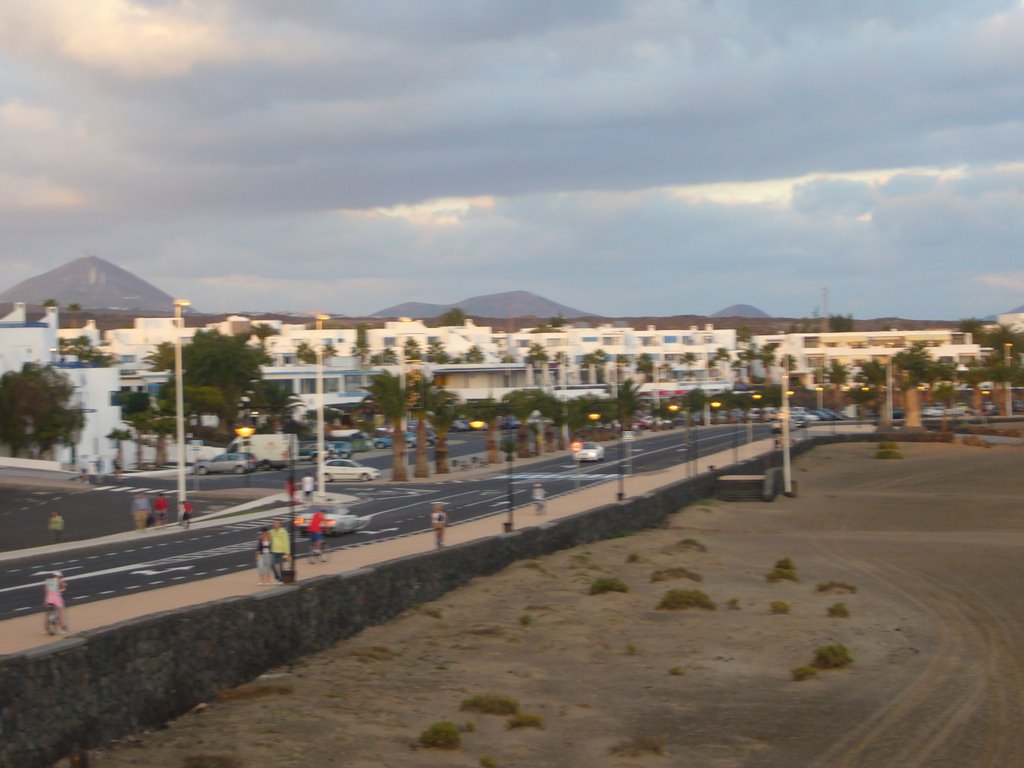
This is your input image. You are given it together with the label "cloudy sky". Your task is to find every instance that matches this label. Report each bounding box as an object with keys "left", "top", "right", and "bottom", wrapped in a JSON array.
[{"left": 1, "top": 1, "right": 1023, "bottom": 320}]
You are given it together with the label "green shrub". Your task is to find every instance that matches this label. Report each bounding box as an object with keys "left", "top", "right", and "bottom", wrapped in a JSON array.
[
  {"left": 657, "top": 589, "right": 716, "bottom": 610},
  {"left": 770, "top": 601, "right": 790, "bottom": 614},
  {"left": 625, "top": 643, "right": 639, "bottom": 655},
  {"left": 813, "top": 644, "right": 853, "bottom": 669},
  {"left": 650, "top": 567, "right": 702, "bottom": 583},
  {"left": 875, "top": 449, "right": 903, "bottom": 460},
  {"left": 816, "top": 581, "right": 858, "bottom": 594},
  {"left": 609, "top": 737, "right": 666, "bottom": 756},
  {"left": 791, "top": 666, "right": 818, "bottom": 682},
  {"left": 460, "top": 694, "right": 520, "bottom": 716},
  {"left": 590, "top": 577, "right": 629, "bottom": 595},
  {"left": 419, "top": 721, "right": 461, "bottom": 749},
  {"left": 463, "top": 721, "right": 476, "bottom": 732},
  {"left": 828, "top": 603, "right": 850, "bottom": 618},
  {"left": 480, "top": 758, "right": 497, "bottom": 768},
  {"left": 507, "top": 712, "right": 545, "bottom": 729},
  {"left": 766, "top": 567, "right": 799, "bottom": 583},
  {"left": 726, "top": 597, "right": 741, "bottom": 610},
  {"left": 679, "top": 537, "right": 708, "bottom": 552},
  {"left": 519, "top": 614, "right": 533, "bottom": 627},
  {"left": 183, "top": 757, "right": 244, "bottom": 768},
  {"left": 626, "top": 552, "right": 642, "bottom": 563},
  {"left": 878, "top": 441, "right": 899, "bottom": 450},
  {"left": 668, "top": 666, "right": 684, "bottom": 676},
  {"left": 775, "top": 557, "right": 795, "bottom": 570}
]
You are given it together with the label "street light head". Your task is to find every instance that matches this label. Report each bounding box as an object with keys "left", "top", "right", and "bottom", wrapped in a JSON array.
[
  {"left": 587, "top": 411, "right": 601, "bottom": 421},
  {"left": 173, "top": 298, "right": 191, "bottom": 308},
  {"left": 752, "top": 393, "right": 762, "bottom": 401},
  {"left": 710, "top": 401, "right": 721, "bottom": 408},
  {"left": 235, "top": 426, "right": 255, "bottom": 438}
]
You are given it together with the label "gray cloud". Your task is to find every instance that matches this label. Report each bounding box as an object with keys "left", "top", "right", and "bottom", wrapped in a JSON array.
[{"left": 0, "top": 0, "right": 1023, "bottom": 320}]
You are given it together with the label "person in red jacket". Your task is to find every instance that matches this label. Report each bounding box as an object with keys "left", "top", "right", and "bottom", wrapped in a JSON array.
[
  {"left": 153, "top": 493, "right": 169, "bottom": 526},
  {"left": 308, "top": 508, "right": 325, "bottom": 561}
]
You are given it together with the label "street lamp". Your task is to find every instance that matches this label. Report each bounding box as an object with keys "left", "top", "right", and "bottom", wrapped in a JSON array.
[
  {"left": 315, "top": 314, "right": 329, "bottom": 500},
  {"left": 667, "top": 403, "right": 689, "bottom": 476},
  {"left": 173, "top": 298, "right": 190, "bottom": 521},
  {"left": 501, "top": 439, "right": 516, "bottom": 533},
  {"left": 1004, "top": 343, "right": 1013, "bottom": 417},
  {"left": 781, "top": 349, "right": 793, "bottom": 496},
  {"left": 234, "top": 423, "right": 254, "bottom": 487},
  {"left": 570, "top": 438, "right": 583, "bottom": 489}
]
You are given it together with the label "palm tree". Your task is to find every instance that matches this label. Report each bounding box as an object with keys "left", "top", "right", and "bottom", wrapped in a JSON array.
[
  {"left": 681, "top": 352, "right": 697, "bottom": 381},
  {"left": 711, "top": 347, "right": 731, "bottom": 382},
  {"left": 403, "top": 337, "right": 422, "bottom": 362},
  {"left": 615, "top": 378, "right": 644, "bottom": 430},
  {"left": 426, "top": 340, "right": 450, "bottom": 363},
  {"left": 350, "top": 324, "right": 371, "bottom": 368},
  {"left": 144, "top": 341, "right": 176, "bottom": 371},
  {"left": 526, "top": 342, "right": 548, "bottom": 387},
  {"left": 758, "top": 344, "right": 778, "bottom": 384},
  {"left": 464, "top": 345, "right": 485, "bottom": 364},
  {"left": 502, "top": 389, "right": 545, "bottom": 458},
  {"left": 125, "top": 411, "right": 153, "bottom": 470},
  {"left": 893, "top": 342, "right": 934, "bottom": 429},
  {"left": 253, "top": 381, "right": 303, "bottom": 432},
  {"left": 826, "top": 360, "right": 850, "bottom": 411},
  {"left": 362, "top": 372, "right": 409, "bottom": 482},
  {"left": 106, "top": 427, "right": 132, "bottom": 474},
  {"left": 428, "top": 394, "right": 458, "bottom": 474},
  {"left": 66, "top": 303, "right": 81, "bottom": 329},
  {"left": 635, "top": 353, "right": 654, "bottom": 380},
  {"left": 857, "top": 360, "right": 888, "bottom": 427},
  {"left": 371, "top": 347, "right": 399, "bottom": 366},
  {"left": 251, "top": 323, "right": 278, "bottom": 350},
  {"left": 295, "top": 341, "right": 317, "bottom": 365}
]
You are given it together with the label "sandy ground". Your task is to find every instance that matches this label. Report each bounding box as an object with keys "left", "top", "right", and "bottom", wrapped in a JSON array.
[{"left": 76, "top": 442, "right": 1024, "bottom": 767}]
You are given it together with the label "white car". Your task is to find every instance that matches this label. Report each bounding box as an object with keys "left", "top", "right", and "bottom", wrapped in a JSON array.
[
  {"left": 573, "top": 442, "right": 606, "bottom": 462},
  {"left": 321, "top": 459, "right": 381, "bottom": 482},
  {"left": 922, "top": 405, "right": 944, "bottom": 417},
  {"left": 293, "top": 505, "right": 369, "bottom": 536}
]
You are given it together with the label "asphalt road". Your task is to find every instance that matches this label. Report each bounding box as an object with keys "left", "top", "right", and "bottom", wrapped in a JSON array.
[{"left": 0, "top": 424, "right": 774, "bottom": 622}]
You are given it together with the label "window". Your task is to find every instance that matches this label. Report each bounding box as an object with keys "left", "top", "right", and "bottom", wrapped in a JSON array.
[{"left": 300, "top": 378, "right": 317, "bottom": 394}]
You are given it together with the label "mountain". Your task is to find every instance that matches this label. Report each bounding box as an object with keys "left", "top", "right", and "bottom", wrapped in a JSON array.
[
  {"left": 711, "top": 303, "right": 771, "bottom": 318},
  {"left": 373, "top": 290, "right": 593, "bottom": 319},
  {"left": 0, "top": 256, "right": 175, "bottom": 311}
]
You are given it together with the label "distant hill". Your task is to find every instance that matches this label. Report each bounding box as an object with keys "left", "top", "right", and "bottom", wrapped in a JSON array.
[
  {"left": 0, "top": 256, "right": 174, "bottom": 312},
  {"left": 711, "top": 304, "right": 770, "bottom": 319},
  {"left": 374, "top": 290, "right": 593, "bottom": 319}
]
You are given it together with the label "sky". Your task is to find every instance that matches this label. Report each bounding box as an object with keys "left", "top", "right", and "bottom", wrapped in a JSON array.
[{"left": 1, "top": 1, "right": 1024, "bottom": 321}]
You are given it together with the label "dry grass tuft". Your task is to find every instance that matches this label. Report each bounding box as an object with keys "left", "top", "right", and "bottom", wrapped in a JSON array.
[
  {"left": 650, "top": 566, "right": 702, "bottom": 583},
  {"left": 657, "top": 589, "right": 716, "bottom": 611},
  {"left": 507, "top": 712, "right": 545, "bottom": 729},
  {"left": 816, "top": 581, "right": 858, "bottom": 594},
  {"left": 183, "top": 756, "right": 245, "bottom": 768},
  {"left": 609, "top": 736, "right": 665, "bottom": 756},
  {"left": 350, "top": 646, "right": 398, "bottom": 662},
  {"left": 460, "top": 694, "right": 520, "bottom": 716}
]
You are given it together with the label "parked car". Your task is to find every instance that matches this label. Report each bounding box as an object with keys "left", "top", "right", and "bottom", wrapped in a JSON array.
[
  {"left": 922, "top": 404, "right": 945, "bottom": 418},
  {"left": 406, "top": 430, "right": 436, "bottom": 446},
  {"left": 298, "top": 440, "right": 352, "bottom": 460},
  {"left": 498, "top": 416, "right": 521, "bottom": 430},
  {"left": 572, "top": 441, "right": 605, "bottom": 462},
  {"left": 450, "top": 419, "right": 473, "bottom": 432},
  {"left": 293, "top": 504, "right": 368, "bottom": 536},
  {"left": 321, "top": 459, "right": 381, "bottom": 482},
  {"left": 372, "top": 435, "right": 393, "bottom": 449},
  {"left": 194, "top": 452, "right": 256, "bottom": 475}
]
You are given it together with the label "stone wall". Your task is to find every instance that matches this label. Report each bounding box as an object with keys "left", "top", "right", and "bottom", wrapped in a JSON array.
[{"left": 0, "top": 432, "right": 911, "bottom": 767}]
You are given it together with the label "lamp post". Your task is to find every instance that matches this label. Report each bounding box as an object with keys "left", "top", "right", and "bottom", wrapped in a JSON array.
[
  {"left": 570, "top": 438, "right": 583, "bottom": 489},
  {"left": 234, "top": 424, "right": 254, "bottom": 486},
  {"left": 315, "top": 314, "right": 329, "bottom": 500},
  {"left": 667, "top": 403, "right": 688, "bottom": 476},
  {"left": 749, "top": 392, "right": 762, "bottom": 454},
  {"left": 1004, "top": 343, "right": 1013, "bottom": 417},
  {"left": 502, "top": 439, "right": 516, "bottom": 532},
  {"left": 173, "top": 298, "right": 190, "bottom": 521},
  {"left": 286, "top": 440, "right": 297, "bottom": 581},
  {"left": 781, "top": 349, "right": 792, "bottom": 495}
]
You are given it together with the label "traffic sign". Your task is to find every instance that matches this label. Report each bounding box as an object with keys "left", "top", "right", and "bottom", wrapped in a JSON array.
[{"left": 622, "top": 431, "right": 636, "bottom": 442}]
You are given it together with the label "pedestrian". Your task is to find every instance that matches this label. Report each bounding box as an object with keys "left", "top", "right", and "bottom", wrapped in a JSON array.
[
  {"left": 255, "top": 528, "right": 273, "bottom": 585},
  {"left": 269, "top": 519, "right": 290, "bottom": 582},
  {"left": 430, "top": 502, "right": 447, "bottom": 548},
  {"left": 113, "top": 456, "right": 123, "bottom": 479},
  {"left": 307, "top": 507, "right": 325, "bottom": 561},
  {"left": 78, "top": 464, "right": 88, "bottom": 483},
  {"left": 302, "top": 472, "right": 315, "bottom": 503},
  {"left": 48, "top": 510, "right": 65, "bottom": 544},
  {"left": 153, "top": 493, "right": 169, "bottom": 526},
  {"left": 532, "top": 482, "right": 546, "bottom": 515},
  {"left": 43, "top": 571, "right": 68, "bottom": 634},
  {"left": 96, "top": 457, "right": 105, "bottom": 484},
  {"left": 180, "top": 499, "right": 193, "bottom": 529},
  {"left": 130, "top": 492, "right": 151, "bottom": 532}
]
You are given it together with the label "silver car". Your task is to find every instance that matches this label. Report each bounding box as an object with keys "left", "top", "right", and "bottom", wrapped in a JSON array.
[
  {"left": 194, "top": 452, "right": 256, "bottom": 475},
  {"left": 573, "top": 441, "right": 606, "bottom": 462}
]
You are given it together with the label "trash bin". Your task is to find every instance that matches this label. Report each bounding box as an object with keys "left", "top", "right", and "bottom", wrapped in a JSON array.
[
  {"left": 502, "top": 522, "right": 513, "bottom": 533},
  {"left": 281, "top": 569, "right": 296, "bottom": 584}
]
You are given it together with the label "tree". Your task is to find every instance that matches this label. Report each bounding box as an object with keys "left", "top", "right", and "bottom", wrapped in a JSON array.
[
  {"left": 464, "top": 345, "right": 485, "bottom": 364},
  {"left": 403, "top": 337, "right": 422, "bottom": 362},
  {"left": 351, "top": 323, "right": 371, "bottom": 368},
  {"left": 502, "top": 389, "right": 546, "bottom": 457},
  {"left": 183, "top": 330, "right": 266, "bottom": 434},
  {"left": 615, "top": 378, "right": 644, "bottom": 430},
  {"left": 106, "top": 427, "right": 132, "bottom": 472},
  {"left": 828, "top": 314, "right": 855, "bottom": 332},
  {"left": 437, "top": 307, "right": 466, "bottom": 326},
  {"left": 636, "top": 353, "right": 654, "bottom": 378},
  {"left": 252, "top": 381, "right": 303, "bottom": 432},
  {"left": 66, "top": 303, "right": 82, "bottom": 328},
  {"left": 0, "top": 363, "right": 83, "bottom": 459},
  {"left": 295, "top": 341, "right": 317, "bottom": 365},
  {"left": 893, "top": 343, "right": 934, "bottom": 429},
  {"left": 526, "top": 342, "right": 549, "bottom": 386},
  {"left": 144, "top": 341, "right": 175, "bottom": 371},
  {"left": 371, "top": 347, "right": 399, "bottom": 366},
  {"left": 758, "top": 344, "right": 778, "bottom": 383},
  {"left": 825, "top": 360, "right": 850, "bottom": 411},
  {"left": 362, "top": 371, "right": 409, "bottom": 482},
  {"left": 59, "top": 336, "right": 114, "bottom": 366},
  {"left": 857, "top": 360, "right": 888, "bottom": 426},
  {"left": 426, "top": 340, "right": 450, "bottom": 363},
  {"left": 251, "top": 323, "right": 278, "bottom": 349}
]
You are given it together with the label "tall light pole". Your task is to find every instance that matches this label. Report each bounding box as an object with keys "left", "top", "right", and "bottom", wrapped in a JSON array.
[
  {"left": 315, "top": 314, "right": 329, "bottom": 500},
  {"left": 781, "top": 345, "right": 792, "bottom": 495},
  {"left": 173, "top": 298, "right": 190, "bottom": 520},
  {"left": 1004, "top": 343, "right": 1013, "bottom": 417}
]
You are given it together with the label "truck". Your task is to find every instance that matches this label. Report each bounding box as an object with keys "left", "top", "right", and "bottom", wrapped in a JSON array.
[{"left": 224, "top": 433, "right": 299, "bottom": 470}]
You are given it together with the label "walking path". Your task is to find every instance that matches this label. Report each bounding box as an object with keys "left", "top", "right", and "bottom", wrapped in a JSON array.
[{"left": 0, "top": 426, "right": 868, "bottom": 656}]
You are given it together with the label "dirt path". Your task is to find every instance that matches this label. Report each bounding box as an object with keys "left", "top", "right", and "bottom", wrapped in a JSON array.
[{"left": 80, "top": 442, "right": 1024, "bottom": 767}]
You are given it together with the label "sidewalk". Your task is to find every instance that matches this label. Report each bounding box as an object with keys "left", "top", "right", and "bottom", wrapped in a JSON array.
[{"left": 0, "top": 427, "right": 815, "bottom": 656}]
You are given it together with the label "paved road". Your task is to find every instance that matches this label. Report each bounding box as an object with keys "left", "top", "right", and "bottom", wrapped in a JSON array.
[{"left": 0, "top": 424, "right": 782, "bottom": 622}]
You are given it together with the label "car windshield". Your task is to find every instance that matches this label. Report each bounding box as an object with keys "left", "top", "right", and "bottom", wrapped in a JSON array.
[{"left": 582, "top": 443, "right": 598, "bottom": 449}]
